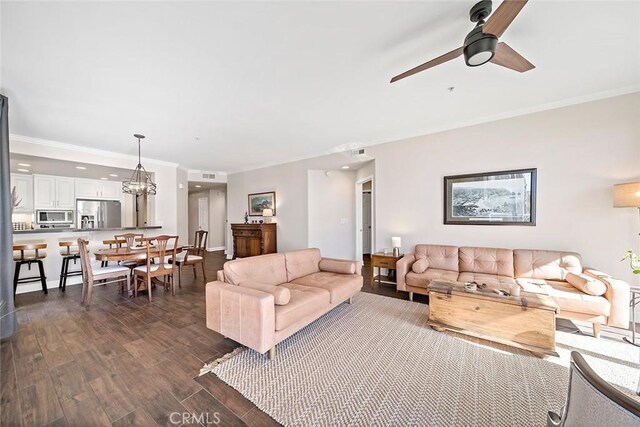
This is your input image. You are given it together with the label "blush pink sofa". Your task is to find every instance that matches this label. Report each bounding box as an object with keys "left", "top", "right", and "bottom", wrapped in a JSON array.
[
  {"left": 205, "top": 248, "right": 362, "bottom": 359},
  {"left": 396, "top": 245, "right": 630, "bottom": 336}
]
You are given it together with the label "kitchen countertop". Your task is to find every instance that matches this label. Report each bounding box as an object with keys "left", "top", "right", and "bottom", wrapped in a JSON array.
[{"left": 13, "top": 226, "right": 162, "bottom": 234}]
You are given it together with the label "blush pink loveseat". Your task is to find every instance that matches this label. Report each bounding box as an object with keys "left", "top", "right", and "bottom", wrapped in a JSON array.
[
  {"left": 396, "top": 245, "right": 630, "bottom": 336},
  {"left": 206, "top": 248, "right": 362, "bottom": 359}
]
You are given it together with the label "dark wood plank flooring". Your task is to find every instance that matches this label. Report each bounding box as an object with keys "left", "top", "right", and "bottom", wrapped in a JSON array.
[{"left": 2, "top": 253, "right": 634, "bottom": 426}]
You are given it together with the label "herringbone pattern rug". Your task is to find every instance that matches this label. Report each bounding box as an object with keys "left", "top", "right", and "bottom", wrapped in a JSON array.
[{"left": 210, "top": 293, "right": 639, "bottom": 427}]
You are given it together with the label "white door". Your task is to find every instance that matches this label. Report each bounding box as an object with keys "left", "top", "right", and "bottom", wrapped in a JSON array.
[
  {"left": 55, "top": 178, "right": 75, "bottom": 208},
  {"left": 198, "top": 198, "right": 209, "bottom": 231},
  {"left": 33, "top": 175, "right": 56, "bottom": 208},
  {"left": 362, "top": 192, "right": 372, "bottom": 254},
  {"left": 100, "top": 181, "right": 122, "bottom": 200},
  {"left": 10, "top": 174, "right": 33, "bottom": 212}
]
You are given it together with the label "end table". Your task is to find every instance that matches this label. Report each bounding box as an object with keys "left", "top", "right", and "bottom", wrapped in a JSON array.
[{"left": 371, "top": 252, "right": 403, "bottom": 289}]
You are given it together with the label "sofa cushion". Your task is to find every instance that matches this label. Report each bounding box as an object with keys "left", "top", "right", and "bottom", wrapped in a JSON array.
[
  {"left": 411, "top": 258, "right": 429, "bottom": 274},
  {"left": 414, "top": 245, "right": 459, "bottom": 271},
  {"left": 318, "top": 258, "right": 356, "bottom": 275},
  {"left": 238, "top": 280, "right": 291, "bottom": 305},
  {"left": 545, "top": 281, "right": 611, "bottom": 317},
  {"left": 291, "top": 272, "right": 362, "bottom": 304},
  {"left": 275, "top": 284, "right": 330, "bottom": 331},
  {"left": 223, "top": 253, "right": 287, "bottom": 286},
  {"left": 514, "top": 250, "right": 582, "bottom": 280},
  {"left": 459, "top": 247, "right": 514, "bottom": 277},
  {"left": 406, "top": 269, "right": 459, "bottom": 289},
  {"left": 566, "top": 272, "right": 607, "bottom": 296},
  {"left": 284, "top": 248, "right": 321, "bottom": 282},
  {"left": 457, "top": 272, "right": 516, "bottom": 289}
]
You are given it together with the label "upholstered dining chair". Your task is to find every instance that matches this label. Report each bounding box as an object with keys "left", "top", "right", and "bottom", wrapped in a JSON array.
[
  {"left": 78, "top": 239, "right": 130, "bottom": 306},
  {"left": 547, "top": 351, "right": 640, "bottom": 426},
  {"left": 133, "top": 235, "right": 178, "bottom": 302},
  {"left": 169, "top": 230, "right": 208, "bottom": 288}
]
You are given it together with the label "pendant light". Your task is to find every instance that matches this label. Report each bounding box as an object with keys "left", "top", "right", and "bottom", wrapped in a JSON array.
[{"left": 122, "top": 134, "right": 157, "bottom": 195}]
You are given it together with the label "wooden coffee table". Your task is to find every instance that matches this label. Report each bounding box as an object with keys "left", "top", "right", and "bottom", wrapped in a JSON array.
[{"left": 427, "top": 280, "right": 559, "bottom": 356}]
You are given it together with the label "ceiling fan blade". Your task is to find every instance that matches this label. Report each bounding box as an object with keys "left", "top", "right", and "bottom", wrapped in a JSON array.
[
  {"left": 483, "top": 0, "right": 528, "bottom": 38},
  {"left": 490, "top": 42, "right": 535, "bottom": 72},
  {"left": 390, "top": 47, "right": 464, "bottom": 83}
]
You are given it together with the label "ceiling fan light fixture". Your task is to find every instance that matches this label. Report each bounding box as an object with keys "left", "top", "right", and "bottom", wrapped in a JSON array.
[{"left": 463, "top": 27, "right": 498, "bottom": 67}]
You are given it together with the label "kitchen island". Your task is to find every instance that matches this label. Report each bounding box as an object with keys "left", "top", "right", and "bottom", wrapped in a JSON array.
[{"left": 12, "top": 226, "right": 165, "bottom": 294}]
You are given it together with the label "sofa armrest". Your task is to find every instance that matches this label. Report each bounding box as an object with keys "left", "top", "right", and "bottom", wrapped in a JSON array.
[
  {"left": 216, "top": 270, "right": 225, "bottom": 282},
  {"left": 582, "top": 268, "right": 630, "bottom": 328},
  {"left": 396, "top": 254, "right": 416, "bottom": 292},
  {"left": 205, "top": 281, "right": 276, "bottom": 353},
  {"left": 319, "top": 257, "right": 362, "bottom": 276}
]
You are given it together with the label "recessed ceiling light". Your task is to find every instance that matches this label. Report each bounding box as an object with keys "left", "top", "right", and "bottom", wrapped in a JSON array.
[
  {"left": 109, "top": 174, "right": 118, "bottom": 177},
  {"left": 18, "top": 163, "right": 31, "bottom": 167},
  {"left": 17, "top": 168, "right": 30, "bottom": 173},
  {"left": 341, "top": 165, "right": 350, "bottom": 169},
  {"left": 75, "top": 166, "right": 87, "bottom": 170},
  {"left": 195, "top": 185, "right": 202, "bottom": 188},
  {"left": 100, "top": 177, "right": 108, "bottom": 180}
]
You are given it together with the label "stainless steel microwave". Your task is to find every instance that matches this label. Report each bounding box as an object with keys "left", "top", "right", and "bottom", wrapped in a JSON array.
[{"left": 36, "top": 210, "right": 74, "bottom": 225}]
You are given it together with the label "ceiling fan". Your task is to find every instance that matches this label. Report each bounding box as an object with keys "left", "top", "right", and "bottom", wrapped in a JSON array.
[{"left": 390, "top": 0, "right": 534, "bottom": 83}]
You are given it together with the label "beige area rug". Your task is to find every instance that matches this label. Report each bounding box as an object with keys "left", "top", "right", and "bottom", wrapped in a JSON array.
[{"left": 207, "top": 293, "right": 640, "bottom": 427}]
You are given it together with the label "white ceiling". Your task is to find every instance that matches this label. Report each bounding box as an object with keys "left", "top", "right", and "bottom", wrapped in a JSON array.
[{"left": 2, "top": 1, "right": 639, "bottom": 173}]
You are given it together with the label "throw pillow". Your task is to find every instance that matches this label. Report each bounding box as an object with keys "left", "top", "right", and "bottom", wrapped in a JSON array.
[
  {"left": 412, "top": 257, "right": 429, "bottom": 274},
  {"left": 565, "top": 272, "right": 607, "bottom": 296},
  {"left": 319, "top": 258, "right": 356, "bottom": 275}
]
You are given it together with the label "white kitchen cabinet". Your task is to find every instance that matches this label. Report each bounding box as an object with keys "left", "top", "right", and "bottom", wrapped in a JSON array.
[
  {"left": 34, "top": 175, "right": 77, "bottom": 209},
  {"left": 55, "top": 178, "right": 75, "bottom": 208},
  {"left": 75, "top": 178, "right": 122, "bottom": 200},
  {"left": 33, "top": 175, "right": 57, "bottom": 208},
  {"left": 10, "top": 173, "right": 34, "bottom": 212},
  {"left": 100, "top": 180, "right": 122, "bottom": 200}
]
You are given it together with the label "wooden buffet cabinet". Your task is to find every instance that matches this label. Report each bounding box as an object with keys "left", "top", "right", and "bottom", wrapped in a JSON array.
[{"left": 231, "top": 223, "right": 277, "bottom": 258}]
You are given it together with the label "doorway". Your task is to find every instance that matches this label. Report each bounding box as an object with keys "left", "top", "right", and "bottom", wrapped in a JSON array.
[
  {"left": 198, "top": 197, "right": 209, "bottom": 231},
  {"left": 355, "top": 176, "right": 374, "bottom": 261}
]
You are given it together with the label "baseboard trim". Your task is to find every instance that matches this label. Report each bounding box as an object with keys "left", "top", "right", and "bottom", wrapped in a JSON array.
[
  {"left": 207, "top": 246, "right": 226, "bottom": 252},
  {"left": 15, "top": 277, "right": 83, "bottom": 295}
]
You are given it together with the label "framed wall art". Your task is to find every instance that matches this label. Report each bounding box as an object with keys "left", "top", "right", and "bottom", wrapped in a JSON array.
[
  {"left": 444, "top": 168, "right": 536, "bottom": 226},
  {"left": 248, "top": 192, "right": 276, "bottom": 216}
]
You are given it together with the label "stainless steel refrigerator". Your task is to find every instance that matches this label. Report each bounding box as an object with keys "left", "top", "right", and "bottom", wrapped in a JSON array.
[{"left": 76, "top": 199, "right": 122, "bottom": 229}]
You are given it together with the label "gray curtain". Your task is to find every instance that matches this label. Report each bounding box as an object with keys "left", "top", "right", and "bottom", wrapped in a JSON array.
[{"left": 0, "top": 94, "right": 17, "bottom": 338}]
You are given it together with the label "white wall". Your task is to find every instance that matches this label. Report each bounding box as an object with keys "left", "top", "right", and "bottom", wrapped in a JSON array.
[
  {"left": 176, "top": 167, "right": 189, "bottom": 243},
  {"left": 227, "top": 93, "right": 640, "bottom": 282},
  {"left": 308, "top": 170, "right": 356, "bottom": 259},
  {"left": 366, "top": 93, "right": 640, "bottom": 282}
]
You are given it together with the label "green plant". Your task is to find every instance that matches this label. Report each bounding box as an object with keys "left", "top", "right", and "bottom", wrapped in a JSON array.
[{"left": 621, "top": 249, "right": 640, "bottom": 275}]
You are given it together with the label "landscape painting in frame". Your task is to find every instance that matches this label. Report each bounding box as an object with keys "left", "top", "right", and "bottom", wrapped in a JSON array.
[
  {"left": 248, "top": 192, "right": 276, "bottom": 216},
  {"left": 444, "top": 169, "right": 536, "bottom": 225}
]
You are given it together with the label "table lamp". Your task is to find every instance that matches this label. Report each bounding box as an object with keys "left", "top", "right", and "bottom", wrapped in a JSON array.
[
  {"left": 262, "top": 208, "right": 274, "bottom": 224},
  {"left": 391, "top": 236, "right": 402, "bottom": 257},
  {"left": 613, "top": 182, "right": 640, "bottom": 239}
]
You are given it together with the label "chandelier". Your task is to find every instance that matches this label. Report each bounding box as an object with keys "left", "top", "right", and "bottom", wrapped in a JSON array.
[{"left": 122, "top": 134, "right": 157, "bottom": 195}]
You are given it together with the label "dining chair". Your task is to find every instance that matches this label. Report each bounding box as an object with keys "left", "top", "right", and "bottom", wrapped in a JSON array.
[
  {"left": 78, "top": 239, "right": 130, "bottom": 307},
  {"left": 114, "top": 233, "right": 144, "bottom": 269},
  {"left": 133, "top": 235, "right": 178, "bottom": 302},
  {"left": 169, "top": 230, "right": 208, "bottom": 288}
]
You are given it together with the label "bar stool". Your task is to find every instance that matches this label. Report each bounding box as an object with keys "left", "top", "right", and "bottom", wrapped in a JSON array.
[
  {"left": 58, "top": 240, "right": 87, "bottom": 292},
  {"left": 13, "top": 241, "right": 48, "bottom": 296}
]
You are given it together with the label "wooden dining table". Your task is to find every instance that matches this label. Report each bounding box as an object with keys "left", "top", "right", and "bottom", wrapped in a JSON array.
[{"left": 93, "top": 245, "right": 184, "bottom": 296}]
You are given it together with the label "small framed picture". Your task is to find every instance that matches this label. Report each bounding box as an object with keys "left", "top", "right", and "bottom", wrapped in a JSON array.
[
  {"left": 444, "top": 168, "right": 536, "bottom": 226},
  {"left": 248, "top": 192, "right": 276, "bottom": 216}
]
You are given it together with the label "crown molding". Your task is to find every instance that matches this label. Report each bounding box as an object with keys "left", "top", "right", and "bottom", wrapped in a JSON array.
[{"left": 9, "top": 134, "right": 180, "bottom": 168}]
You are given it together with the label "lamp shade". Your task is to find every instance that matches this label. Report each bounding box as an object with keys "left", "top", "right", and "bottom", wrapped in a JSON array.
[
  {"left": 391, "top": 236, "right": 402, "bottom": 248},
  {"left": 262, "top": 208, "right": 273, "bottom": 217},
  {"left": 613, "top": 182, "right": 640, "bottom": 207}
]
